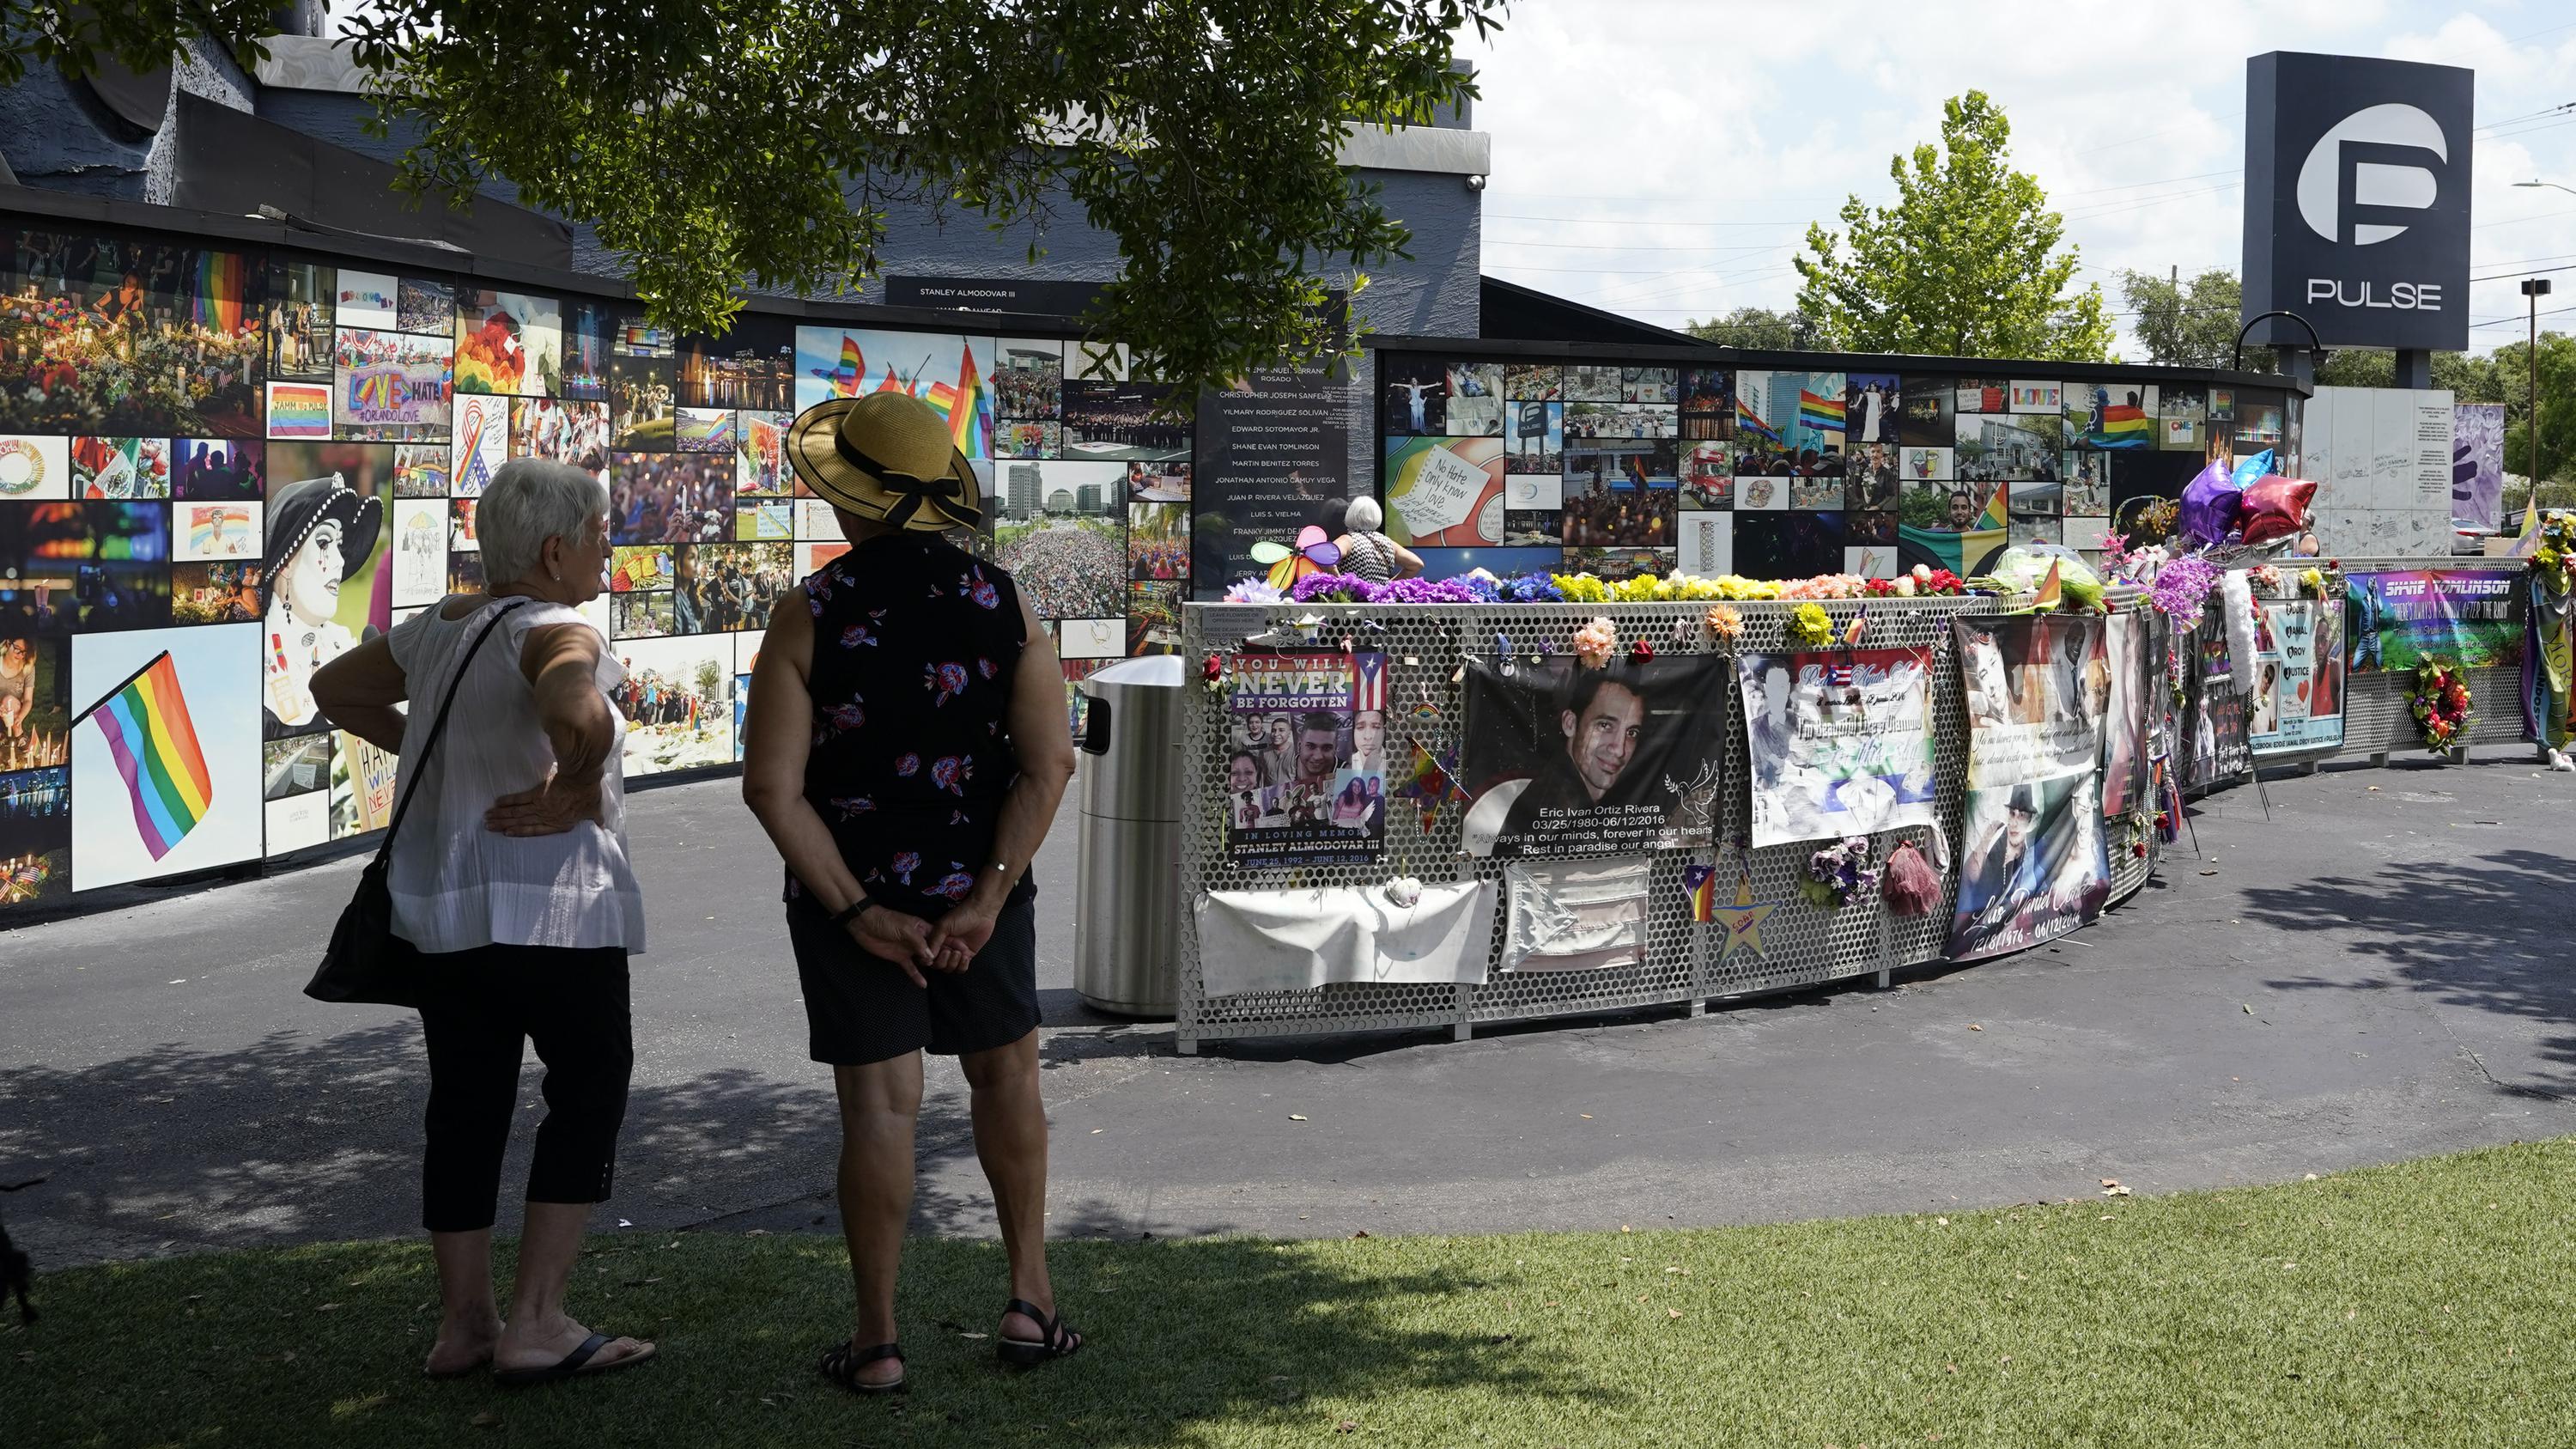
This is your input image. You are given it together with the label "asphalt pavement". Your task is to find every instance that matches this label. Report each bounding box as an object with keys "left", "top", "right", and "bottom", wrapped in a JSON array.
[{"left": 6, "top": 753, "right": 2575, "bottom": 1267}]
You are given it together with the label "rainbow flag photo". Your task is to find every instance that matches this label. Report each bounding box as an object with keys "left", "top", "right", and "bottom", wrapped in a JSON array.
[
  {"left": 75, "top": 652, "right": 213, "bottom": 861},
  {"left": 1797, "top": 388, "right": 1846, "bottom": 438},
  {"left": 2089, "top": 403, "right": 2154, "bottom": 450},
  {"left": 1735, "top": 398, "right": 1782, "bottom": 447}
]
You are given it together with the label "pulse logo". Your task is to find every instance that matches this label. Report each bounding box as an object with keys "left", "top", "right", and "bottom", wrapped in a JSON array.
[{"left": 2296, "top": 102, "right": 2452, "bottom": 311}]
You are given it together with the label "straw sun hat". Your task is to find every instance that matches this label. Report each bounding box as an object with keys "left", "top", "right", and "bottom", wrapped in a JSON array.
[{"left": 785, "top": 392, "right": 982, "bottom": 532}]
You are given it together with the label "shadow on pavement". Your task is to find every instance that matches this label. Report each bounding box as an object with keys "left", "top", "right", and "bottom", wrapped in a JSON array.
[
  {"left": 2242, "top": 847, "right": 2576, "bottom": 1099},
  {"left": 0, "top": 1020, "right": 1159, "bottom": 1261}
]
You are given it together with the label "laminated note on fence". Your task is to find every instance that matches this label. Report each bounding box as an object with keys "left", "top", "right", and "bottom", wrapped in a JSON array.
[
  {"left": 1501, "top": 856, "right": 1650, "bottom": 973},
  {"left": 1194, "top": 881, "right": 1496, "bottom": 997}
]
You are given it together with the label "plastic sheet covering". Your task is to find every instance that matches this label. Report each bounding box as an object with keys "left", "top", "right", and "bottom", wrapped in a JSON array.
[
  {"left": 1194, "top": 880, "right": 1496, "bottom": 997},
  {"left": 1502, "top": 855, "right": 1650, "bottom": 972}
]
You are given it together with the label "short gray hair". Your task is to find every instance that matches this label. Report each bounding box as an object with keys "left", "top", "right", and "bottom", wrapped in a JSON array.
[
  {"left": 479, "top": 459, "right": 607, "bottom": 587},
  {"left": 1344, "top": 495, "right": 1383, "bottom": 533}
]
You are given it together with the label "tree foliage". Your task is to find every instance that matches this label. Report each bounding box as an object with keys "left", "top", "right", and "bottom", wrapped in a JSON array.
[
  {"left": 2118, "top": 268, "right": 2268, "bottom": 369},
  {"left": 1683, "top": 305, "right": 1820, "bottom": 350},
  {"left": 2494, "top": 332, "right": 2576, "bottom": 483},
  {"left": 0, "top": 0, "right": 275, "bottom": 87},
  {"left": 337, "top": 0, "right": 1498, "bottom": 390},
  {"left": 1795, "top": 92, "right": 2112, "bottom": 362},
  {"left": 12, "top": 1, "right": 1498, "bottom": 393}
]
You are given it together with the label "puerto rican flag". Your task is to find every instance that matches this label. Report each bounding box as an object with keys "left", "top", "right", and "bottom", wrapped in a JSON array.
[{"left": 1351, "top": 653, "right": 1388, "bottom": 712}]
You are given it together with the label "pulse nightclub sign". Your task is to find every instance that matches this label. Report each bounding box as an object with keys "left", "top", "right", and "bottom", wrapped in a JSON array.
[{"left": 2242, "top": 52, "right": 2473, "bottom": 351}]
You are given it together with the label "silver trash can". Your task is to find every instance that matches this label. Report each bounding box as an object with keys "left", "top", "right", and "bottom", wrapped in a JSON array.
[{"left": 1073, "top": 654, "right": 1186, "bottom": 1017}]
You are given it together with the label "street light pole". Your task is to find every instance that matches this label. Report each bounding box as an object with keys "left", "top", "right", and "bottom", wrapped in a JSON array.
[
  {"left": 2514, "top": 183, "right": 2576, "bottom": 508},
  {"left": 2524, "top": 277, "right": 2553, "bottom": 504}
]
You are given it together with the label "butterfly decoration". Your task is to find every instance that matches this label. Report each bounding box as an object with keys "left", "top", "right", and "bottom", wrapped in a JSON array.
[
  {"left": 1249, "top": 525, "right": 1342, "bottom": 591},
  {"left": 1390, "top": 738, "right": 1469, "bottom": 832}
]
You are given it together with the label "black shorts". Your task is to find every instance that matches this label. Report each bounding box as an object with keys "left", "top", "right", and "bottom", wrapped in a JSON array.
[{"left": 788, "top": 883, "right": 1041, "bottom": 1066}]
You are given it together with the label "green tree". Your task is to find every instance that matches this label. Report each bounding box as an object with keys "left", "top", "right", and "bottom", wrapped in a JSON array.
[
  {"left": 2118, "top": 268, "right": 2266, "bottom": 368},
  {"left": 1794, "top": 92, "right": 2113, "bottom": 361},
  {"left": 1684, "top": 306, "right": 1820, "bottom": 350},
  {"left": 0, "top": 0, "right": 275, "bottom": 86},
  {"left": 695, "top": 659, "right": 724, "bottom": 708},
  {"left": 341, "top": 0, "right": 1498, "bottom": 390},
  {"left": 10, "top": 2, "right": 1498, "bottom": 393},
  {"left": 2495, "top": 332, "right": 2576, "bottom": 485}
]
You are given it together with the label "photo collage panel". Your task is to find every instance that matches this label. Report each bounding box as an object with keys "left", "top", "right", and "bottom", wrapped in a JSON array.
[
  {"left": 0, "top": 225, "right": 1193, "bottom": 910},
  {"left": 1376, "top": 359, "right": 2284, "bottom": 590}
]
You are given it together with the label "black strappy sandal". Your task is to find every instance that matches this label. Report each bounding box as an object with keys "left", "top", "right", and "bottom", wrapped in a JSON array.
[
  {"left": 995, "top": 1298, "right": 1083, "bottom": 1368},
  {"left": 817, "top": 1340, "right": 906, "bottom": 1395}
]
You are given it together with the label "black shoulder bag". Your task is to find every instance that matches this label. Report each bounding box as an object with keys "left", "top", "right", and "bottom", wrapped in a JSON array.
[{"left": 305, "top": 599, "right": 531, "bottom": 1008}]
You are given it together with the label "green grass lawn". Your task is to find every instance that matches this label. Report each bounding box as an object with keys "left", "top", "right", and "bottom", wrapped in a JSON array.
[{"left": 9, "top": 1140, "right": 2573, "bottom": 1447}]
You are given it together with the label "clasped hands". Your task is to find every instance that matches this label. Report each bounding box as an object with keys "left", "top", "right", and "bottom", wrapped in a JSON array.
[{"left": 845, "top": 892, "right": 999, "bottom": 989}]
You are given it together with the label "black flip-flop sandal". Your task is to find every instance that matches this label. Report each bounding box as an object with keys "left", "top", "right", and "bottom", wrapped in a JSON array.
[
  {"left": 995, "top": 1298, "right": 1083, "bottom": 1368},
  {"left": 492, "top": 1331, "right": 656, "bottom": 1388},
  {"left": 818, "top": 1340, "right": 906, "bottom": 1395}
]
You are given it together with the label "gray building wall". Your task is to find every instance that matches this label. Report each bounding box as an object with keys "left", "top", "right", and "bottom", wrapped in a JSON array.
[{"left": 0, "top": 39, "right": 255, "bottom": 201}]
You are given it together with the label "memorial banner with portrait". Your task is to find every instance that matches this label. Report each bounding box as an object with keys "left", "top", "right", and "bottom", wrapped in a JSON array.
[
  {"left": 1219, "top": 651, "right": 1388, "bottom": 869},
  {"left": 2099, "top": 611, "right": 2150, "bottom": 817},
  {"left": 1735, "top": 647, "right": 1937, "bottom": 848},
  {"left": 1948, "top": 615, "right": 2112, "bottom": 962},
  {"left": 1458, "top": 654, "right": 1727, "bottom": 859},
  {"left": 2346, "top": 569, "right": 2523, "bottom": 673},
  {"left": 2185, "top": 622, "right": 2251, "bottom": 789},
  {"left": 2249, "top": 600, "right": 2344, "bottom": 754}
]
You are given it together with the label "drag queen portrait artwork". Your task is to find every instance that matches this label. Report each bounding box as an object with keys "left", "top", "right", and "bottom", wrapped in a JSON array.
[{"left": 263, "top": 473, "right": 384, "bottom": 735}]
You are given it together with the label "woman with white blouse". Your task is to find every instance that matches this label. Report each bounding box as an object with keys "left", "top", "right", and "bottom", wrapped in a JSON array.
[{"left": 312, "top": 458, "right": 653, "bottom": 1388}]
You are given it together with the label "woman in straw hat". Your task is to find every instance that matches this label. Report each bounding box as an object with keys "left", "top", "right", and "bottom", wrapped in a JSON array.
[{"left": 742, "top": 392, "right": 1082, "bottom": 1394}]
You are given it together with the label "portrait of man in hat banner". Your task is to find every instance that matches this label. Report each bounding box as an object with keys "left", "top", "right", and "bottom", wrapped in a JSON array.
[{"left": 1948, "top": 614, "right": 2111, "bottom": 961}]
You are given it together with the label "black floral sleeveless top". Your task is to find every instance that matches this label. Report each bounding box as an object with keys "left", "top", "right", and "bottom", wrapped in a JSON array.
[{"left": 788, "top": 533, "right": 1029, "bottom": 921}]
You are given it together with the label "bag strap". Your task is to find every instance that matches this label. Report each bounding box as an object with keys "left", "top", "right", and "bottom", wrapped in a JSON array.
[{"left": 375, "top": 598, "right": 535, "bottom": 860}]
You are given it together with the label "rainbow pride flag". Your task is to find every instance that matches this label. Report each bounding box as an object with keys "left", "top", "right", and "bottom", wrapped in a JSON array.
[
  {"left": 947, "top": 338, "right": 993, "bottom": 460},
  {"left": 192, "top": 251, "right": 243, "bottom": 332},
  {"left": 1974, "top": 481, "right": 2008, "bottom": 531},
  {"left": 2088, "top": 403, "right": 2153, "bottom": 450},
  {"left": 807, "top": 336, "right": 866, "bottom": 397},
  {"left": 1797, "top": 389, "right": 1845, "bottom": 437},
  {"left": 76, "top": 653, "right": 212, "bottom": 861},
  {"left": 1735, "top": 398, "right": 1781, "bottom": 446}
]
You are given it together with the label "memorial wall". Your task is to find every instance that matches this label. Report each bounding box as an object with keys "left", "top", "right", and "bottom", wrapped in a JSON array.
[
  {"left": 1360, "top": 343, "right": 2302, "bottom": 589},
  {"left": 0, "top": 217, "right": 1195, "bottom": 910}
]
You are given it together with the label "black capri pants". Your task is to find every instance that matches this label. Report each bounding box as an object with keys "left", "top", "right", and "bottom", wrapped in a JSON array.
[{"left": 416, "top": 942, "right": 634, "bottom": 1233}]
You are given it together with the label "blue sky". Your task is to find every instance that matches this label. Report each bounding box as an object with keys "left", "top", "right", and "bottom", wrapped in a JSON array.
[{"left": 1461, "top": 2, "right": 2576, "bottom": 356}]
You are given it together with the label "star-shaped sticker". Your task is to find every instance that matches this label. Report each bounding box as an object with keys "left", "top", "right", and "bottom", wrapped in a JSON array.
[{"left": 1710, "top": 874, "right": 1781, "bottom": 962}]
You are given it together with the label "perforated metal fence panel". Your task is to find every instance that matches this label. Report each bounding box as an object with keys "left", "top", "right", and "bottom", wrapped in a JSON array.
[
  {"left": 2326, "top": 557, "right": 2531, "bottom": 762},
  {"left": 1177, "top": 598, "right": 2165, "bottom": 1050}
]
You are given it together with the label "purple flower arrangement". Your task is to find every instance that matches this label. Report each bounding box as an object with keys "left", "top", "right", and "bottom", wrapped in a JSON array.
[
  {"left": 2147, "top": 554, "right": 2222, "bottom": 623},
  {"left": 1271, "top": 570, "right": 1565, "bottom": 606},
  {"left": 1798, "top": 837, "right": 1880, "bottom": 910}
]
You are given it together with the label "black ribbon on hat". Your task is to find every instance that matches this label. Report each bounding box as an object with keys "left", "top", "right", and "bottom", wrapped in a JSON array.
[{"left": 834, "top": 429, "right": 980, "bottom": 527}]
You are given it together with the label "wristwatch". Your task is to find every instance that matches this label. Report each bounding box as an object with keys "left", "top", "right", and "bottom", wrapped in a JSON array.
[{"left": 828, "top": 897, "right": 873, "bottom": 928}]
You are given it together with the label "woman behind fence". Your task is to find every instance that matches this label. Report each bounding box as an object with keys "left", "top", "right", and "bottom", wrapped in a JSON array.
[
  {"left": 1334, "top": 496, "right": 1423, "bottom": 583},
  {"left": 311, "top": 458, "right": 653, "bottom": 1387},
  {"left": 742, "top": 392, "right": 1081, "bottom": 1395}
]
